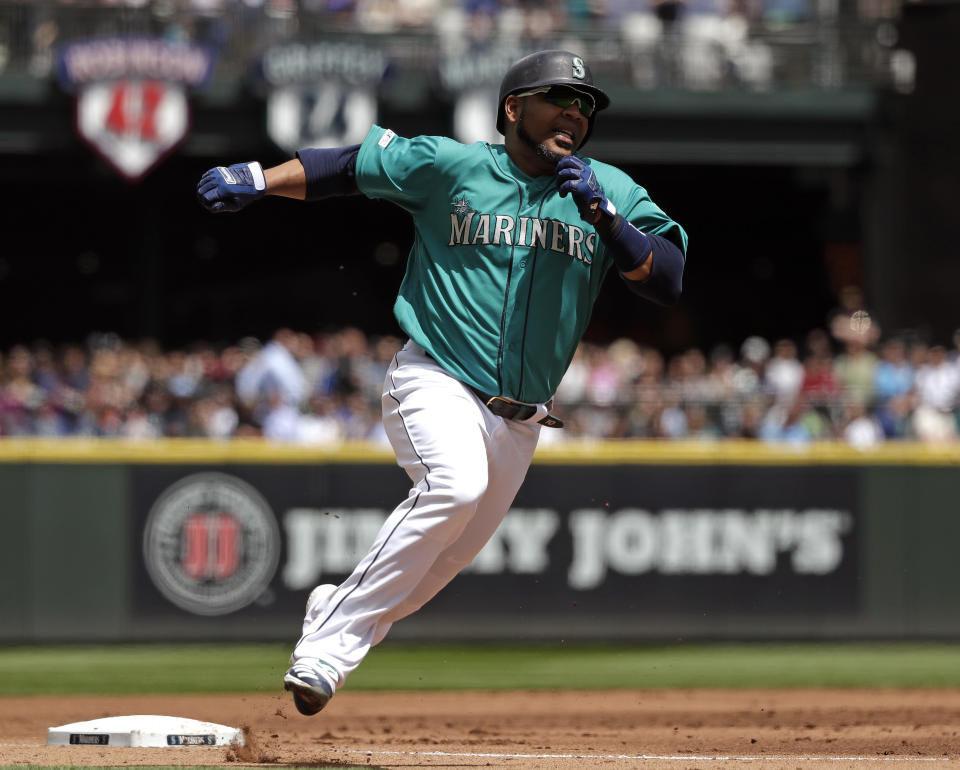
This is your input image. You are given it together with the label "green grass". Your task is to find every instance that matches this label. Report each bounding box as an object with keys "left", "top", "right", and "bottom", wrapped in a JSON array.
[{"left": 2, "top": 642, "right": 960, "bottom": 696}]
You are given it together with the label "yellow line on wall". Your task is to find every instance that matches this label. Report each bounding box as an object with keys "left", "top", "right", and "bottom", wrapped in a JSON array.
[
  {"left": 1, "top": 438, "right": 960, "bottom": 466},
  {"left": 532, "top": 439, "right": 960, "bottom": 465},
  {"left": 0, "top": 438, "right": 394, "bottom": 464}
]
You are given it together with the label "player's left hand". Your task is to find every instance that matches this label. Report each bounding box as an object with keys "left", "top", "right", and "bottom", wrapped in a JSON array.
[
  {"left": 556, "top": 156, "right": 615, "bottom": 225},
  {"left": 196, "top": 162, "right": 266, "bottom": 213}
]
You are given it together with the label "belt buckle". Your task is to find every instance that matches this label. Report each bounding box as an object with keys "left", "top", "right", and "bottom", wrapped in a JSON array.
[
  {"left": 486, "top": 396, "right": 538, "bottom": 421},
  {"left": 485, "top": 396, "right": 518, "bottom": 419}
]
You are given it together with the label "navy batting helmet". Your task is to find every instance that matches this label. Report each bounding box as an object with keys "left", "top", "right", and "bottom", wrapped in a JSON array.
[{"left": 496, "top": 50, "right": 611, "bottom": 147}]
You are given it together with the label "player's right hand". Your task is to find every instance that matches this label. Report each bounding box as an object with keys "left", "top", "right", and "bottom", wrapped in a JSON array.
[{"left": 196, "top": 162, "right": 266, "bottom": 213}]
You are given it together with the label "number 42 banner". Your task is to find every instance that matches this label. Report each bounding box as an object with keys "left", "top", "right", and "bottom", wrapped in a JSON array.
[{"left": 57, "top": 37, "right": 214, "bottom": 182}]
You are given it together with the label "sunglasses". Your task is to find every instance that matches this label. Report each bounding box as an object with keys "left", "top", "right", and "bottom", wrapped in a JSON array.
[{"left": 514, "top": 86, "right": 595, "bottom": 118}]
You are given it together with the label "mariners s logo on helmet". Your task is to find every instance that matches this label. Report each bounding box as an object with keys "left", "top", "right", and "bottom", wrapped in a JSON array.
[{"left": 571, "top": 57, "right": 586, "bottom": 80}]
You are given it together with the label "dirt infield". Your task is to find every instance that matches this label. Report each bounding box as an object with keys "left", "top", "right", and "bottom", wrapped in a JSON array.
[{"left": 2, "top": 689, "right": 959, "bottom": 769}]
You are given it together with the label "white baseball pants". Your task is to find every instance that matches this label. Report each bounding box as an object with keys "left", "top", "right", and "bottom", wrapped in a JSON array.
[{"left": 291, "top": 341, "right": 542, "bottom": 687}]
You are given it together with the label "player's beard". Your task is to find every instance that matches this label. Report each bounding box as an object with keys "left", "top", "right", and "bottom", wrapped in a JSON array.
[{"left": 517, "top": 109, "right": 565, "bottom": 168}]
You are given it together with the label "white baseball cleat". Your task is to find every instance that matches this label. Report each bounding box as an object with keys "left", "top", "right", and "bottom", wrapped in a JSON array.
[{"left": 287, "top": 586, "right": 341, "bottom": 714}]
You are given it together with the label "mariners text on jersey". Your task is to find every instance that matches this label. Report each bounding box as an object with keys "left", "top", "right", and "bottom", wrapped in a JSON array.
[{"left": 448, "top": 212, "right": 597, "bottom": 264}]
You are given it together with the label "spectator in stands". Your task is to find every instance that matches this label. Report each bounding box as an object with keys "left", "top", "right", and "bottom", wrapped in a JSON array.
[
  {"left": 737, "top": 398, "right": 766, "bottom": 438},
  {"left": 585, "top": 343, "right": 623, "bottom": 406},
  {"left": 875, "top": 391, "right": 915, "bottom": 440},
  {"left": 261, "top": 389, "right": 305, "bottom": 441},
  {"left": 702, "top": 343, "right": 740, "bottom": 432},
  {"left": 829, "top": 285, "right": 881, "bottom": 349},
  {"left": 655, "top": 389, "right": 689, "bottom": 438},
  {"left": 765, "top": 338, "right": 804, "bottom": 406},
  {"left": 678, "top": 347, "right": 713, "bottom": 405},
  {"left": 165, "top": 349, "right": 203, "bottom": 401},
  {"left": 0, "top": 345, "right": 42, "bottom": 436},
  {"left": 834, "top": 329, "right": 878, "bottom": 408},
  {"left": 913, "top": 344, "right": 960, "bottom": 442},
  {"left": 235, "top": 328, "right": 309, "bottom": 429},
  {"left": 123, "top": 405, "right": 161, "bottom": 440},
  {"left": 338, "top": 391, "right": 384, "bottom": 441},
  {"left": 737, "top": 335, "right": 769, "bottom": 396},
  {"left": 140, "top": 382, "right": 175, "bottom": 437},
  {"left": 800, "top": 343, "right": 839, "bottom": 405},
  {"left": 685, "top": 402, "right": 722, "bottom": 439},
  {"left": 759, "top": 393, "right": 831, "bottom": 444},
  {"left": 555, "top": 342, "right": 591, "bottom": 406},
  {"left": 59, "top": 343, "right": 90, "bottom": 392},
  {"left": 620, "top": 345, "right": 667, "bottom": 438},
  {"left": 873, "top": 336, "right": 914, "bottom": 404},
  {"left": 298, "top": 395, "right": 347, "bottom": 443},
  {"left": 190, "top": 385, "right": 240, "bottom": 439},
  {"left": 840, "top": 401, "right": 884, "bottom": 449},
  {"left": 870, "top": 336, "right": 915, "bottom": 440}
]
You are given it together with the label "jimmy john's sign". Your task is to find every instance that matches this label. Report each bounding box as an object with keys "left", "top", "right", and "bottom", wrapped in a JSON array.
[
  {"left": 280, "top": 505, "right": 852, "bottom": 590},
  {"left": 134, "top": 463, "right": 858, "bottom": 622}
]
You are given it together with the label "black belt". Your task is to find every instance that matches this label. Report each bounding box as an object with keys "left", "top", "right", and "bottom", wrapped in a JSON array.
[
  {"left": 467, "top": 386, "right": 564, "bottom": 429},
  {"left": 419, "top": 347, "right": 564, "bottom": 428}
]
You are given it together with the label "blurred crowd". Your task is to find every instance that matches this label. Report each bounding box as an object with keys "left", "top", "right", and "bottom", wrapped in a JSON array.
[
  {"left": 0, "top": 0, "right": 903, "bottom": 92},
  {"left": 4, "top": 302, "right": 960, "bottom": 447},
  {"left": 0, "top": 327, "right": 398, "bottom": 444}
]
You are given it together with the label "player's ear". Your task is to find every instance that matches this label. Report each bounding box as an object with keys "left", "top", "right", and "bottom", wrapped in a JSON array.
[{"left": 503, "top": 94, "right": 523, "bottom": 127}]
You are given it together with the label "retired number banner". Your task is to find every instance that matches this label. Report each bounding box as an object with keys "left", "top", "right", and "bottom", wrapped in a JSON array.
[{"left": 56, "top": 37, "right": 214, "bottom": 182}]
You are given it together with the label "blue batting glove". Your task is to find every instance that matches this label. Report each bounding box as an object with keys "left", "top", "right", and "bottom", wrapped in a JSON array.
[
  {"left": 196, "top": 162, "right": 266, "bottom": 213},
  {"left": 556, "top": 155, "right": 616, "bottom": 225}
]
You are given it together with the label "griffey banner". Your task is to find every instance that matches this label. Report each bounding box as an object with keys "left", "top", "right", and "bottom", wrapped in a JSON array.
[
  {"left": 438, "top": 48, "right": 522, "bottom": 145},
  {"left": 56, "top": 37, "right": 214, "bottom": 181},
  {"left": 256, "top": 41, "right": 388, "bottom": 153},
  {"left": 133, "top": 462, "right": 858, "bottom": 624}
]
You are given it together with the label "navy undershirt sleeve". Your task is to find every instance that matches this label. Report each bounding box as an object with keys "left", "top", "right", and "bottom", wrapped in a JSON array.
[
  {"left": 295, "top": 145, "right": 361, "bottom": 200},
  {"left": 599, "top": 214, "right": 685, "bottom": 306},
  {"left": 620, "top": 233, "right": 685, "bottom": 306}
]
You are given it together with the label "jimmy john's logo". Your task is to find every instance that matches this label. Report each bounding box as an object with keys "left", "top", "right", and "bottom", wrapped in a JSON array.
[
  {"left": 57, "top": 37, "right": 214, "bottom": 182},
  {"left": 143, "top": 473, "right": 280, "bottom": 615}
]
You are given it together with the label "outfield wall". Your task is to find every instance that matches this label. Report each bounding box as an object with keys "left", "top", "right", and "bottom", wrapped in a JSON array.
[{"left": 2, "top": 439, "right": 960, "bottom": 642}]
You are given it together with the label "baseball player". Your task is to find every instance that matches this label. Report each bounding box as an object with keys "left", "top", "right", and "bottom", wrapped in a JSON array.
[{"left": 196, "top": 50, "right": 688, "bottom": 716}]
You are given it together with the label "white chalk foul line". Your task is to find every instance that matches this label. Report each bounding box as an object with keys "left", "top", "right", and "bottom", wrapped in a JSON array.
[
  {"left": 4, "top": 741, "right": 950, "bottom": 763},
  {"left": 341, "top": 748, "right": 951, "bottom": 762}
]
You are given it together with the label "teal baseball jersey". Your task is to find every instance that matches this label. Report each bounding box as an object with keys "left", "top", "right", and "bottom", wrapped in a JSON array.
[{"left": 355, "top": 125, "right": 688, "bottom": 404}]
